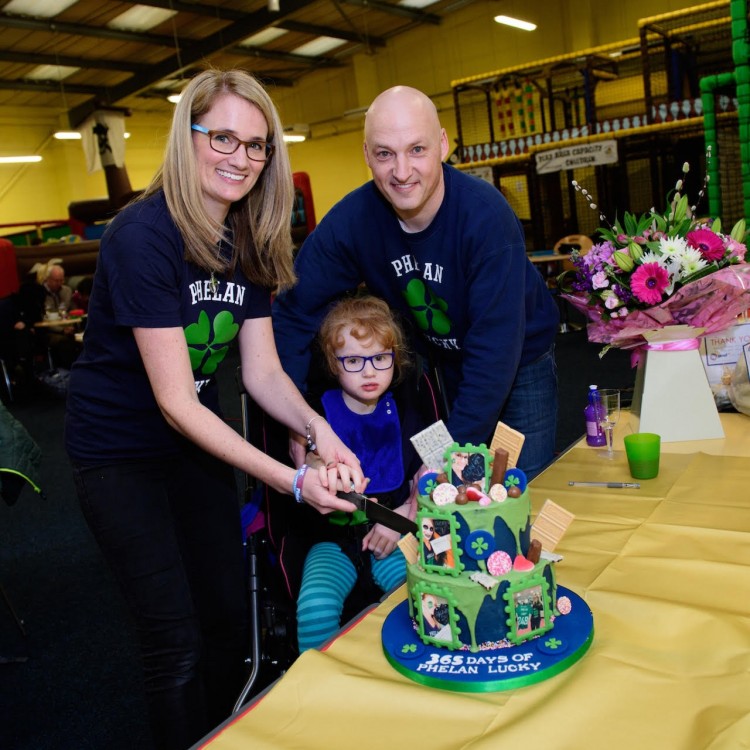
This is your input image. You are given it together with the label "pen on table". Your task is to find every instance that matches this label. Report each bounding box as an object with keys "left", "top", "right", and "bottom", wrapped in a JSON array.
[{"left": 568, "top": 481, "right": 641, "bottom": 489}]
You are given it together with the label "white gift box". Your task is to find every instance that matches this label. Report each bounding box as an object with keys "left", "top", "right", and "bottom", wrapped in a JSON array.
[{"left": 629, "top": 327, "right": 724, "bottom": 442}]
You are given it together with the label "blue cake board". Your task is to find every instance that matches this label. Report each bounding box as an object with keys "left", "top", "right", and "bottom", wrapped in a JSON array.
[{"left": 382, "top": 586, "right": 593, "bottom": 692}]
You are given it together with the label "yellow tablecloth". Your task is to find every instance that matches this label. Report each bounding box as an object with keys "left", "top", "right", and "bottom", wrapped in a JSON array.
[{"left": 199, "top": 413, "right": 750, "bottom": 750}]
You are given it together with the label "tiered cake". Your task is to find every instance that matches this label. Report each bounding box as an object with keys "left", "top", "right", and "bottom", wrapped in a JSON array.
[{"left": 406, "top": 442, "right": 556, "bottom": 651}]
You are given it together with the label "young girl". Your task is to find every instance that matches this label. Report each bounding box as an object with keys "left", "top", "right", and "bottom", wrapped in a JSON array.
[{"left": 296, "top": 295, "right": 427, "bottom": 652}]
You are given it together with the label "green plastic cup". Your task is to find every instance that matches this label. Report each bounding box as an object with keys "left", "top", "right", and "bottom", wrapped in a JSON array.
[{"left": 623, "top": 432, "right": 661, "bottom": 479}]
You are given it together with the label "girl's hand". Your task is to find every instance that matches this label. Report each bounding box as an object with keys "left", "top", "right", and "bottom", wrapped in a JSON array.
[{"left": 363, "top": 524, "right": 400, "bottom": 559}]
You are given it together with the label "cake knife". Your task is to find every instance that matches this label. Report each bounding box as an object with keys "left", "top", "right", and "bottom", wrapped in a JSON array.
[{"left": 336, "top": 490, "right": 418, "bottom": 535}]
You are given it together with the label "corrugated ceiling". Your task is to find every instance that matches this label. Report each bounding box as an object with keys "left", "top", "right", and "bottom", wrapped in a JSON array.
[{"left": 0, "top": 0, "right": 470, "bottom": 125}]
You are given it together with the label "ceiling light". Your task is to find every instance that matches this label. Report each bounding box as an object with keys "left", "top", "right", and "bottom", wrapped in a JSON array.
[
  {"left": 108, "top": 6, "right": 176, "bottom": 32},
  {"left": 283, "top": 124, "right": 309, "bottom": 143},
  {"left": 167, "top": 93, "right": 182, "bottom": 104},
  {"left": 3, "top": 0, "right": 77, "bottom": 17},
  {"left": 398, "top": 0, "right": 440, "bottom": 7},
  {"left": 240, "top": 28, "right": 288, "bottom": 47},
  {"left": 25, "top": 64, "right": 79, "bottom": 81},
  {"left": 494, "top": 15, "right": 537, "bottom": 31},
  {"left": 0, "top": 155, "right": 43, "bottom": 164},
  {"left": 54, "top": 130, "right": 130, "bottom": 139},
  {"left": 291, "top": 37, "right": 347, "bottom": 56}
]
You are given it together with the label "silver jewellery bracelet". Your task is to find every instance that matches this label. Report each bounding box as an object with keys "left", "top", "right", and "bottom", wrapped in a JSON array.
[
  {"left": 305, "top": 415, "right": 325, "bottom": 453},
  {"left": 293, "top": 464, "right": 309, "bottom": 504}
]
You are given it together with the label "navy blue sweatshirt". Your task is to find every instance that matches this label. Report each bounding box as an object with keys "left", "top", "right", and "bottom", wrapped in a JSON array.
[{"left": 273, "top": 164, "right": 558, "bottom": 445}]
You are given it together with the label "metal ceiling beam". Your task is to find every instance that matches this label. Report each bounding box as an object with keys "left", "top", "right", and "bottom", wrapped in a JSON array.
[
  {"left": 65, "top": 0, "right": 321, "bottom": 126},
  {"left": 0, "top": 78, "right": 101, "bottom": 94},
  {"left": 229, "top": 45, "right": 344, "bottom": 67},
  {"left": 0, "top": 49, "right": 150, "bottom": 73},
  {"left": 136, "top": 72, "right": 297, "bottom": 94},
  {"left": 0, "top": 12, "right": 181, "bottom": 47},
  {"left": 63, "top": 0, "right": 444, "bottom": 33},
  {"left": 72, "top": 1, "right": 386, "bottom": 46},
  {"left": 278, "top": 20, "right": 385, "bottom": 46}
]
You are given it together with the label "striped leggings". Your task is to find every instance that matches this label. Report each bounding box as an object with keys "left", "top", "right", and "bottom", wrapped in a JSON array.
[{"left": 296, "top": 541, "right": 406, "bottom": 653}]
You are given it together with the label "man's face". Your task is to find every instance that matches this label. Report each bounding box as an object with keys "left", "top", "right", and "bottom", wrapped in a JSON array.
[
  {"left": 46, "top": 268, "right": 64, "bottom": 292},
  {"left": 363, "top": 99, "right": 448, "bottom": 232}
]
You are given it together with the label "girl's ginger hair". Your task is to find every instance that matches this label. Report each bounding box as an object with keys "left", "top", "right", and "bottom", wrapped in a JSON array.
[{"left": 318, "top": 296, "right": 410, "bottom": 382}]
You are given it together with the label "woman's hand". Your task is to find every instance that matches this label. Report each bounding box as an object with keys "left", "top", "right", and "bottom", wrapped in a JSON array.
[
  {"left": 310, "top": 420, "right": 366, "bottom": 492},
  {"left": 300, "top": 466, "right": 358, "bottom": 515}
]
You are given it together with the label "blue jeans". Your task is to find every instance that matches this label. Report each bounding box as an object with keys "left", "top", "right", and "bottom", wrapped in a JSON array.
[
  {"left": 72, "top": 446, "right": 248, "bottom": 750},
  {"left": 499, "top": 346, "right": 558, "bottom": 480}
]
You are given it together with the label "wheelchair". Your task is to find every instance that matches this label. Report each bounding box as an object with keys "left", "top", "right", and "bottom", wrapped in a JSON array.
[{"left": 232, "top": 356, "right": 445, "bottom": 711}]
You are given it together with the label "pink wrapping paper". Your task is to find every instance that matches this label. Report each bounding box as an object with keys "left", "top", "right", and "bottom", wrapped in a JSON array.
[{"left": 562, "top": 264, "right": 750, "bottom": 351}]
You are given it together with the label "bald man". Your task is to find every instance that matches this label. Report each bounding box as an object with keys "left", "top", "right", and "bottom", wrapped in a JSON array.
[
  {"left": 273, "top": 86, "right": 559, "bottom": 478},
  {"left": 43, "top": 264, "right": 73, "bottom": 318}
]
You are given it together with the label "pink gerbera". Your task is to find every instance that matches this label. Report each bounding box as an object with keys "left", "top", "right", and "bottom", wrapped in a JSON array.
[
  {"left": 686, "top": 228, "right": 725, "bottom": 261},
  {"left": 630, "top": 262, "right": 669, "bottom": 305}
]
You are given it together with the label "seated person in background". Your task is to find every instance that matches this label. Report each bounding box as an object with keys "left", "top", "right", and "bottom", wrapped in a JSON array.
[
  {"left": 296, "top": 295, "right": 426, "bottom": 652},
  {"left": 71, "top": 275, "right": 93, "bottom": 313},
  {"left": 16, "top": 260, "right": 72, "bottom": 325},
  {"left": 41, "top": 263, "right": 72, "bottom": 319},
  {"left": 16, "top": 261, "right": 77, "bottom": 370}
]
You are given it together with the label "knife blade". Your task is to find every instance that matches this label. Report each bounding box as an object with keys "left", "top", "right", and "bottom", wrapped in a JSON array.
[{"left": 336, "top": 491, "right": 417, "bottom": 535}]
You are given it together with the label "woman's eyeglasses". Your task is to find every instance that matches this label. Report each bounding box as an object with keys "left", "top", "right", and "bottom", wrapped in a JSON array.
[
  {"left": 191, "top": 124, "right": 274, "bottom": 162},
  {"left": 336, "top": 352, "right": 395, "bottom": 373}
]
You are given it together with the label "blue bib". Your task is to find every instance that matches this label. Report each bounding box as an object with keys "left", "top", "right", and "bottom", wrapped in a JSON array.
[{"left": 321, "top": 389, "right": 404, "bottom": 493}]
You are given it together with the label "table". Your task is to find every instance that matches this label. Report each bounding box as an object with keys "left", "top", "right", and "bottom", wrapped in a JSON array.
[
  {"left": 527, "top": 252, "right": 571, "bottom": 265},
  {"left": 33, "top": 314, "right": 86, "bottom": 330},
  {"left": 198, "top": 413, "right": 750, "bottom": 750},
  {"left": 527, "top": 251, "right": 571, "bottom": 281}
]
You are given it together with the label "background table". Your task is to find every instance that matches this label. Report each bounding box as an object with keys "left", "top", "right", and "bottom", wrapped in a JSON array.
[
  {"left": 198, "top": 413, "right": 750, "bottom": 750},
  {"left": 527, "top": 252, "right": 571, "bottom": 265},
  {"left": 33, "top": 314, "right": 87, "bottom": 330}
]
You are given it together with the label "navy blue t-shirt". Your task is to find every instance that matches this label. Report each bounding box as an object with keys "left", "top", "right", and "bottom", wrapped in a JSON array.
[{"left": 65, "top": 191, "right": 271, "bottom": 463}]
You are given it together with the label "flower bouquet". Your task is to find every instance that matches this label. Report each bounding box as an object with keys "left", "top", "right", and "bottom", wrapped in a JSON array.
[{"left": 557, "top": 154, "right": 750, "bottom": 441}]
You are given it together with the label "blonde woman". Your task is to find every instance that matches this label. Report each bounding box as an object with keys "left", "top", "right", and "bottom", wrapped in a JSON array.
[{"left": 65, "top": 69, "right": 362, "bottom": 750}]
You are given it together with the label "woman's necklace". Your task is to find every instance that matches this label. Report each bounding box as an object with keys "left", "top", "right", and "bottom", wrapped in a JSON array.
[{"left": 210, "top": 238, "right": 223, "bottom": 293}]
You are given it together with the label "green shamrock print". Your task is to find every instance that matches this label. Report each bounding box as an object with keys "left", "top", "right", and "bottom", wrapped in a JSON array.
[
  {"left": 424, "top": 478, "right": 439, "bottom": 495},
  {"left": 402, "top": 279, "right": 451, "bottom": 335},
  {"left": 505, "top": 475, "right": 521, "bottom": 488},
  {"left": 401, "top": 643, "right": 417, "bottom": 654},
  {"left": 184, "top": 310, "right": 239, "bottom": 376},
  {"left": 544, "top": 637, "right": 562, "bottom": 650},
  {"left": 471, "top": 537, "right": 489, "bottom": 556}
]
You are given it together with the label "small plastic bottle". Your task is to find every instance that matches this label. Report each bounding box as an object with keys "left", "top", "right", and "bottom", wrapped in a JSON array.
[{"left": 584, "top": 385, "right": 606, "bottom": 447}]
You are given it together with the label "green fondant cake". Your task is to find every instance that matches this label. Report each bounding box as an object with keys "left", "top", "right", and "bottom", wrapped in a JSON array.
[{"left": 406, "top": 443, "right": 558, "bottom": 652}]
